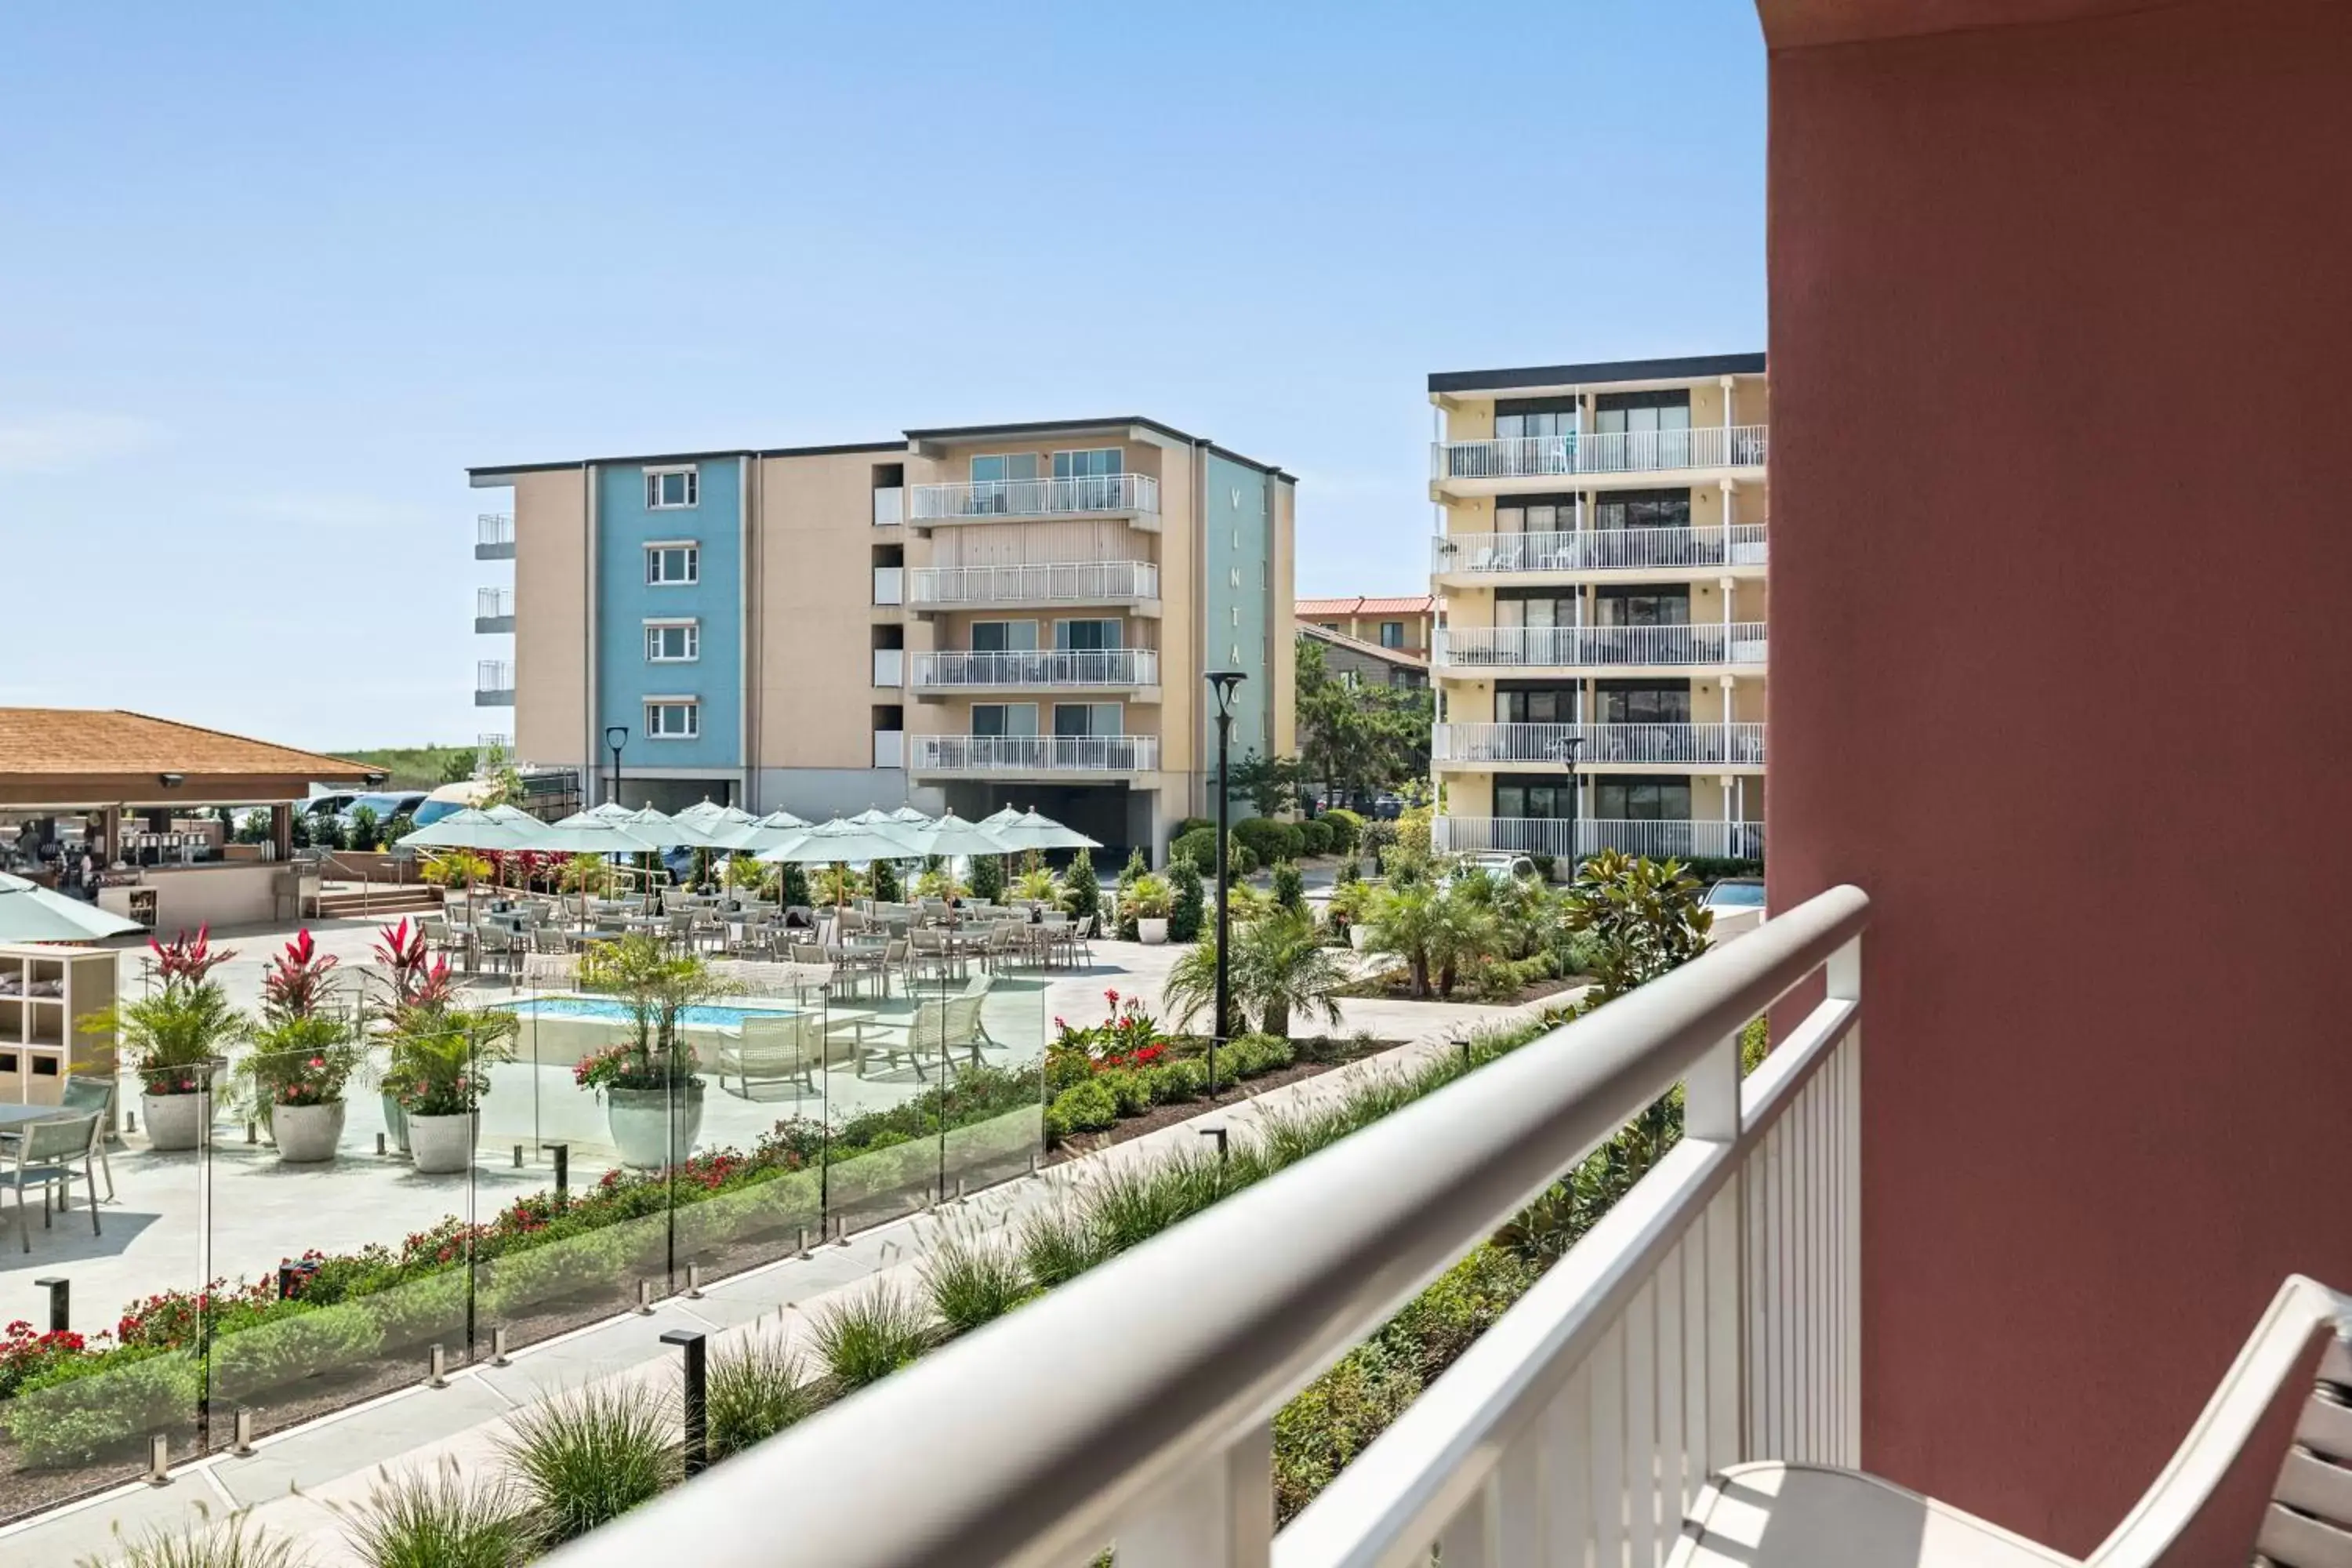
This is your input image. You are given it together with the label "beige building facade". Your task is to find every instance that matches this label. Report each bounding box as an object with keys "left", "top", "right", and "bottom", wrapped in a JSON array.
[
  {"left": 470, "top": 418, "right": 1294, "bottom": 865},
  {"left": 1425, "top": 354, "right": 1766, "bottom": 863}
]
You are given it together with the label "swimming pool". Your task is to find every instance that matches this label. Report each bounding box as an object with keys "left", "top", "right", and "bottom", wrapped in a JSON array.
[{"left": 491, "top": 996, "right": 803, "bottom": 1028}]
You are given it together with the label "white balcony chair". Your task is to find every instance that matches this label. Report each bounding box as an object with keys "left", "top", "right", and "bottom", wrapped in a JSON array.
[{"left": 1668, "top": 1275, "right": 2352, "bottom": 1568}]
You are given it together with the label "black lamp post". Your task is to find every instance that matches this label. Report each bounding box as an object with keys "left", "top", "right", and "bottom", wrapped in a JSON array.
[
  {"left": 1206, "top": 670, "right": 1246, "bottom": 1091},
  {"left": 1548, "top": 734, "right": 1586, "bottom": 872},
  {"left": 604, "top": 726, "right": 629, "bottom": 808}
]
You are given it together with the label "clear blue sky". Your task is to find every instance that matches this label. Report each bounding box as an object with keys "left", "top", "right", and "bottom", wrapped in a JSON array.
[{"left": 0, "top": 2, "right": 1765, "bottom": 751}]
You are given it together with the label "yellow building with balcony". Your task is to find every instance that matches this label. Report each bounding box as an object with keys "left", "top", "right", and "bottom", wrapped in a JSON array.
[{"left": 1425, "top": 354, "right": 1766, "bottom": 863}]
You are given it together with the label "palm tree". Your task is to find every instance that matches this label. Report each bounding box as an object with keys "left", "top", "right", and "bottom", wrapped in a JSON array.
[
  {"left": 1162, "top": 908, "right": 1347, "bottom": 1038},
  {"left": 1365, "top": 881, "right": 1442, "bottom": 997},
  {"left": 1428, "top": 887, "right": 1501, "bottom": 998}
]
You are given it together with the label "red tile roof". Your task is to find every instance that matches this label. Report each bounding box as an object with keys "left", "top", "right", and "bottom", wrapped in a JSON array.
[{"left": 1294, "top": 595, "right": 1435, "bottom": 618}]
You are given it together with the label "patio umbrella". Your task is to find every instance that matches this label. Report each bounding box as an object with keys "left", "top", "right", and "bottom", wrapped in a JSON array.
[
  {"left": 395, "top": 808, "right": 546, "bottom": 852},
  {"left": 887, "top": 806, "right": 934, "bottom": 826},
  {"left": 717, "top": 808, "right": 811, "bottom": 853},
  {"left": 0, "top": 873, "right": 143, "bottom": 943},
  {"left": 978, "top": 806, "right": 1025, "bottom": 829},
  {"left": 757, "top": 820, "right": 920, "bottom": 867},
  {"left": 985, "top": 809, "right": 1102, "bottom": 853},
  {"left": 674, "top": 799, "right": 756, "bottom": 833},
  {"left": 880, "top": 810, "right": 1013, "bottom": 860}
]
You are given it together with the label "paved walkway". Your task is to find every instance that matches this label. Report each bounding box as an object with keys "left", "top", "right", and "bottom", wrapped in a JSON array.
[{"left": 0, "top": 987, "right": 1572, "bottom": 1566}]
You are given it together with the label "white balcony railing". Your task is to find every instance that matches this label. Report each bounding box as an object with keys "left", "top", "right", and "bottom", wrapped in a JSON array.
[
  {"left": 1434, "top": 721, "right": 1766, "bottom": 768},
  {"left": 475, "top": 586, "right": 514, "bottom": 623},
  {"left": 1436, "top": 622, "right": 1768, "bottom": 670},
  {"left": 872, "top": 487, "right": 904, "bottom": 527},
  {"left": 555, "top": 886, "right": 1866, "bottom": 1568},
  {"left": 475, "top": 512, "right": 514, "bottom": 558},
  {"left": 872, "top": 729, "right": 905, "bottom": 768},
  {"left": 1434, "top": 524, "right": 1768, "bottom": 575},
  {"left": 907, "top": 561, "right": 1160, "bottom": 607},
  {"left": 474, "top": 660, "right": 514, "bottom": 706},
  {"left": 909, "top": 647, "right": 1159, "bottom": 689},
  {"left": 909, "top": 733, "right": 1160, "bottom": 773},
  {"left": 1434, "top": 423, "right": 1767, "bottom": 483},
  {"left": 872, "top": 566, "right": 903, "bottom": 606},
  {"left": 871, "top": 648, "right": 904, "bottom": 688},
  {"left": 1434, "top": 815, "right": 1766, "bottom": 861},
  {"left": 907, "top": 471, "right": 1160, "bottom": 522}
]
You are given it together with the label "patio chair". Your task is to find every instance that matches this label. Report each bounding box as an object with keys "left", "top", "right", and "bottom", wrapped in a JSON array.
[
  {"left": 845, "top": 994, "right": 989, "bottom": 1080},
  {"left": 531, "top": 926, "right": 570, "bottom": 956},
  {"left": 1668, "top": 1273, "right": 2352, "bottom": 1568},
  {"left": 980, "top": 921, "right": 1022, "bottom": 973},
  {"left": 520, "top": 953, "right": 577, "bottom": 991},
  {"left": 474, "top": 925, "right": 521, "bottom": 977},
  {"left": 58, "top": 1075, "right": 114, "bottom": 1203},
  {"left": 8, "top": 1113, "right": 101, "bottom": 1253},
  {"left": 716, "top": 1014, "right": 829, "bottom": 1099},
  {"left": 790, "top": 942, "right": 829, "bottom": 967},
  {"left": 909, "top": 929, "right": 958, "bottom": 986}
]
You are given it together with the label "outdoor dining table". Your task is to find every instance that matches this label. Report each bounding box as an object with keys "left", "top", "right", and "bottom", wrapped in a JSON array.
[{"left": 0, "top": 1105, "right": 78, "bottom": 1134}]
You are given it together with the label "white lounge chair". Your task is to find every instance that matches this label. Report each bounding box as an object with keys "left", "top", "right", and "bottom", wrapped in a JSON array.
[{"left": 1669, "top": 1275, "right": 2352, "bottom": 1567}]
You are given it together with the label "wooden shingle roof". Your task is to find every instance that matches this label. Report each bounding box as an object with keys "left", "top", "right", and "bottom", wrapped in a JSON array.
[{"left": 0, "top": 710, "right": 372, "bottom": 782}]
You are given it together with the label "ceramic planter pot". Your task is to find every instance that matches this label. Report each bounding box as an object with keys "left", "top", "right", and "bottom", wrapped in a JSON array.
[
  {"left": 607, "top": 1082, "right": 705, "bottom": 1169},
  {"left": 406, "top": 1110, "right": 477, "bottom": 1175},
  {"left": 141, "top": 1089, "right": 211, "bottom": 1152},
  {"left": 270, "top": 1101, "right": 347, "bottom": 1163},
  {"left": 1138, "top": 917, "right": 1170, "bottom": 946},
  {"left": 380, "top": 1091, "right": 411, "bottom": 1154}
]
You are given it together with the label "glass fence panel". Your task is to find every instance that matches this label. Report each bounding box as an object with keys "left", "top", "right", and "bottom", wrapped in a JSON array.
[
  {"left": 0, "top": 1037, "right": 200, "bottom": 1522},
  {"left": 942, "top": 967, "right": 1047, "bottom": 1200},
  {"left": 821, "top": 953, "right": 949, "bottom": 1235}
]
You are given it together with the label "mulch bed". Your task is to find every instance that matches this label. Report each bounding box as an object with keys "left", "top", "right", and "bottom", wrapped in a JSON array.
[
  {"left": 1045, "top": 1040, "right": 1399, "bottom": 1167},
  {"left": 1336, "top": 971, "right": 1587, "bottom": 1008}
]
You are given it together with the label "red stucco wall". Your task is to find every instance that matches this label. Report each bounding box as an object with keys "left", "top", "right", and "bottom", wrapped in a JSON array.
[{"left": 1763, "top": 0, "right": 2352, "bottom": 1554}]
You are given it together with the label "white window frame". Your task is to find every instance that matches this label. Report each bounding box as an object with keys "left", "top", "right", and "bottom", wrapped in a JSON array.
[
  {"left": 644, "top": 466, "right": 699, "bottom": 510},
  {"left": 643, "top": 619, "right": 700, "bottom": 664},
  {"left": 644, "top": 540, "right": 700, "bottom": 586},
  {"left": 644, "top": 698, "right": 701, "bottom": 740}
]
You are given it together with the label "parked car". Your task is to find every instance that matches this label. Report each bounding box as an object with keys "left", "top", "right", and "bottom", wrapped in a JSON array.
[
  {"left": 410, "top": 780, "right": 491, "bottom": 829},
  {"left": 1452, "top": 851, "right": 1539, "bottom": 888},
  {"left": 339, "top": 790, "right": 427, "bottom": 826},
  {"left": 1371, "top": 793, "right": 1406, "bottom": 821},
  {"left": 300, "top": 793, "right": 358, "bottom": 818}
]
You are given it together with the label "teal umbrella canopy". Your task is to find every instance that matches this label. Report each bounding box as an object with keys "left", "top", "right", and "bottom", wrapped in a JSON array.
[
  {"left": 622, "top": 807, "right": 733, "bottom": 850},
  {"left": 985, "top": 810, "right": 1101, "bottom": 853},
  {"left": 534, "top": 811, "right": 667, "bottom": 855},
  {"left": 881, "top": 811, "right": 1013, "bottom": 860},
  {"left": 674, "top": 799, "right": 757, "bottom": 835},
  {"left": 720, "top": 809, "right": 811, "bottom": 852},
  {"left": 396, "top": 808, "right": 547, "bottom": 852},
  {"left": 887, "top": 806, "right": 934, "bottom": 826},
  {"left": 0, "top": 873, "right": 143, "bottom": 942},
  {"left": 757, "top": 820, "right": 918, "bottom": 866},
  {"left": 978, "top": 806, "right": 1025, "bottom": 829}
]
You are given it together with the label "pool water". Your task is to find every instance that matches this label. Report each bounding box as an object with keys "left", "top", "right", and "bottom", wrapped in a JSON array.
[{"left": 491, "top": 996, "right": 803, "bottom": 1027}]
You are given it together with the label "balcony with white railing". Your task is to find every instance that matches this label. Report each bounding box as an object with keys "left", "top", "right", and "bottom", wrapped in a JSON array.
[
  {"left": 908, "top": 647, "right": 1160, "bottom": 691},
  {"left": 909, "top": 732, "right": 1160, "bottom": 775},
  {"left": 1434, "top": 721, "right": 1766, "bottom": 769},
  {"left": 475, "top": 512, "right": 515, "bottom": 560},
  {"left": 872, "top": 565, "right": 903, "bottom": 606},
  {"left": 474, "top": 660, "right": 514, "bottom": 707},
  {"left": 1432, "top": 423, "right": 1767, "bottom": 492},
  {"left": 907, "top": 560, "right": 1160, "bottom": 609},
  {"left": 555, "top": 885, "right": 1863, "bottom": 1568},
  {"left": 1434, "top": 814, "right": 1766, "bottom": 860},
  {"left": 872, "top": 486, "right": 904, "bottom": 527},
  {"left": 1433, "top": 524, "right": 1768, "bottom": 579},
  {"left": 871, "top": 648, "right": 904, "bottom": 688},
  {"left": 474, "top": 586, "right": 515, "bottom": 633},
  {"left": 906, "top": 472, "right": 1160, "bottom": 527},
  {"left": 1436, "top": 622, "right": 1768, "bottom": 671}
]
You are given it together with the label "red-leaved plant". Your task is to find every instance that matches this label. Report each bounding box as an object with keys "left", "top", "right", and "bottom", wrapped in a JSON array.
[
  {"left": 260, "top": 930, "right": 339, "bottom": 1022},
  {"left": 150, "top": 925, "right": 234, "bottom": 990}
]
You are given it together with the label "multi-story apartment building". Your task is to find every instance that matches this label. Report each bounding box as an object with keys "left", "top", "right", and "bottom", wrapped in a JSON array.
[
  {"left": 1424, "top": 353, "right": 1766, "bottom": 862},
  {"left": 468, "top": 418, "right": 1295, "bottom": 862}
]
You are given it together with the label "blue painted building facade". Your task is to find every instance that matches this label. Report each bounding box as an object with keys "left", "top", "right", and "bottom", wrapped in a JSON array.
[{"left": 597, "top": 458, "right": 743, "bottom": 782}]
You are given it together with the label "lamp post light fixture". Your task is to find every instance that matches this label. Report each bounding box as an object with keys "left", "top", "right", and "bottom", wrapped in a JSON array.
[
  {"left": 604, "top": 726, "right": 629, "bottom": 808},
  {"left": 1546, "top": 734, "right": 1586, "bottom": 870},
  {"left": 1205, "top": 670, "right": 1247, "bottom": 1092}
]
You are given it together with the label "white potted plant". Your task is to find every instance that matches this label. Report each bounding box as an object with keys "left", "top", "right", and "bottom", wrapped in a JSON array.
[
  {"left": 90, "top": 927, "right": 243, "bottom": 1152},
  {"left": 386, "top": 1006, "right": 519, "bottom": 1177},
  {"left": 1127, "top": 872, "right": 1174, "bottom": 945},
  {"left": 575, "top": 934, "right": 725, "bottom": 1168},
  {"left": 244, "top": 930, "right": 361, "bottom": 1164}
]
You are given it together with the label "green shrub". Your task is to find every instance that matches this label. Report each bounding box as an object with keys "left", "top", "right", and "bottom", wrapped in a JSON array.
[
  {"left": 869, "top": 857, "right": 903, "bottom": 903},
  {"left": 920, "top": 1236, "right": 1033, "bottom": 1336},
  {"left": 336, "top": 1459, "right": 533, "bottom": 1568},
  {"left": 1171, "top": 816, "right": 1214, "bottom": 845},
  {"left": 1167, "top": 856, "right": 1205, "bottom": 942},
  {"left": 347, "top": 805, "right": 383, "bottom": 851},
  {"left": 968, "top": 852, "right": 1005, "bottom": 905},
  {"left": 1233, "top": 816, "right": 1301, "bottom": 866},
  {"left": 497, "top": 1381, "right": 678, "bottom": 1546},
  {"left": 808, "top": 1283, "right": 932, "bottom": 1392},
  {"left": 1225, "top": 1033, "right": 1295, "bottom": 1078},
  {"left": 1060, "top": 849, "right": 1100, "bottom": 920},
  {"left": 209, "top": 1301, "right": 385, "bottom": 1406},
  {"left": 1147, "top": 1056, "right": 1207, "bottom": 1103},
  {"left": 779, "top": 861, "right": 811, "bottom": 908},
  {"left": 1083, "top": 1153, "right": 1229, "bottom": 1254},
  {"left": 1297, "top": 818, "right": 1334, "bottom": 857},
  {"left": 1098, "top": 1068, "right": 1154, "bottom": 1117},
  {"left": 1681, "top": 856, "right": 1763, "bottom": 882},
  {"left": 9, "top": 1347, "right": 198, "bottom": 1468},
  {"left": 1269, "top": 862, "right": 1307, "bottom": 915},
  {"left": 1045, "top": 1078, "right": 1119, "bottom": 1142},
  {"left": 1319, "top": 808, "right": 1364, "bottom": 855},
  {"left": 705, "top": 1339, "right": 811, "bottom": 1461},
  {"left": 1170, "top": 826, "right": 1258, "bottom": 878},
  {"left": 1272, "top": 1341, "right": 1422, "bottom": 1524}
]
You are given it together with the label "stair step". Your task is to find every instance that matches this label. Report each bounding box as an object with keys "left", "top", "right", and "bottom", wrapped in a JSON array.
[{"left": 314, "top": 887, "right": 440, "bottom": 918}]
